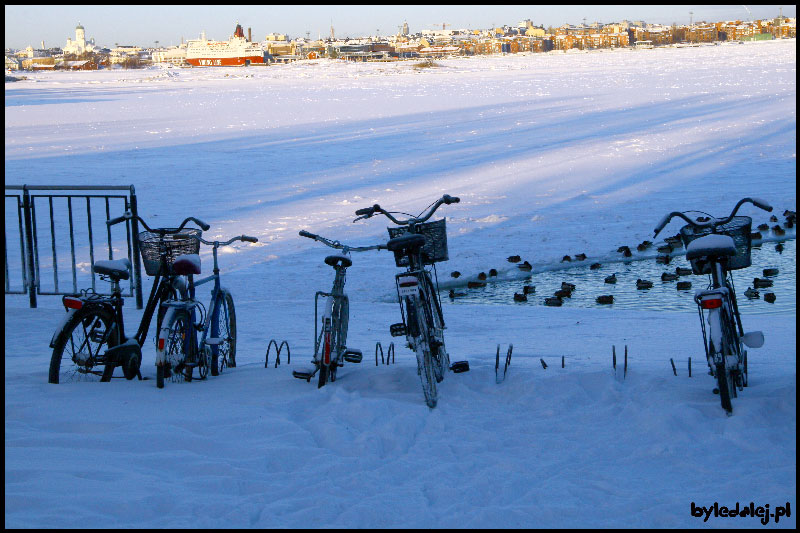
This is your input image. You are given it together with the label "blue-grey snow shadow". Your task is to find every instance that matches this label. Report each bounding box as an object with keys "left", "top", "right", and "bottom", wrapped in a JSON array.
[
  {"left": 4, "top": 87, "right": 146, "bottom": 107},
  {"left": 5, "top": 93, "right": 794, "bottom": 223}
]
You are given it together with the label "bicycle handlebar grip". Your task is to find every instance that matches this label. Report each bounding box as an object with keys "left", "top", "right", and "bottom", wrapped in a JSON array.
[
  {"left": 106, "top": 213, "right": 130, "bottom": 227},
  {"left": 750, "top": 197, "right": 773, "bottom": 212},
  {"left": 653, "top": 213, "right": 672, "bottom": 237},
  {"left": 241, "top": 235, "right": 258, "bottom": 243},
  {"left": 443, "top": 195, "right": 460, "bottom": 204},
  {"left": 193, "top": 218, "right": 211, "bottom": 231},
  {"left": 299, "top": 230, "right": 316, "bottom": 239}
]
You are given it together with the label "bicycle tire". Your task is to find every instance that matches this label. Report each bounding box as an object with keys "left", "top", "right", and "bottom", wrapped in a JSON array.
[
  {"left": 49, "top": 306, "right": 118, "bottom": 384},
  {"left": 419, "top": 277, "right": 446, "bottom": 383},
  {"left": 330, "top": 296, "right": 349, "bottom": 384},
  {"left": 158, "top": 308, "right": 192, "bottom": 388},
  {"left": 210, "top": 289, "right": 236, "bottom": 376},
  {"left": 407, "top": 297, "right": 438, "bottom": 408},
  {"left": 716, "top": 360, "right": 733, "bottom": 414}
]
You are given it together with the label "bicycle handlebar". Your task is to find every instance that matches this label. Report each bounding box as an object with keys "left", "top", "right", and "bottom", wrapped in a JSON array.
[
  {"left": 353, "top": 194, "right": 460, "bottom": 225},
  {"left": 107, "top": 211, "right": 210, "bottom": 233},
  {"left": 174, "top": 233, "right": 259, "bottom": 247},
  {"left": 653, "top": 197, "right": 773, "bottom": 238},
  {"left": 298, "top": 230, "right": 386, "bottom": 252}
]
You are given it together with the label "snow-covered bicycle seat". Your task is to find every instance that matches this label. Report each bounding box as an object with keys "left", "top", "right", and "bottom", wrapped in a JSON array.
[
  {"left": 93, "top": 258, "right": 132, "bottom": 280},
  {"left": 685, "top": 234, "right": 736, "bottom": 261}
]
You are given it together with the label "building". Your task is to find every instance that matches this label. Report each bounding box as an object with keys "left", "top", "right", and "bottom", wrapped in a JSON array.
[
  {"left": 151, "top": 46, "right": 188, "bottom": 66},
  {"left": 63, "top": 22, "right": 97, "bottom": 56}
]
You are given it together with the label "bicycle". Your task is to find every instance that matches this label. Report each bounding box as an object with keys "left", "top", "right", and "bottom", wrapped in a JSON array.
[
  {"left": 154, "top": 232, "right": 258, "bottom": 389},
  {"left": 291, "top": 231, "right": 385, "bottom": 388},
  {"left": 48, "top": 212, "right": 210, "bottom": 384},
  {"left": 354, "top": 194, "right": 469, "bottom": 408},
  {"left": 653, "top": 197, "right": 772, "bottom": 414}
]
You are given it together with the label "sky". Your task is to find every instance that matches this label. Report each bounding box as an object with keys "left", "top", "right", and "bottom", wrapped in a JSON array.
[{"left": 4, "top": 4, "right": 795, "bottom": 49}]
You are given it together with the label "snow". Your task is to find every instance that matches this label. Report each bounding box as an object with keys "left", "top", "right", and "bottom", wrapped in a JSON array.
[{"left": 5, "top": 40, "right": 797, "bottom": 528}]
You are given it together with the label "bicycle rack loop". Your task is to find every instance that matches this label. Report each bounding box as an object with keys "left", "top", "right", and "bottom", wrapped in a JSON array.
[
  {"left": 495, "top": 344, "right": 513, "bottom": 383},
  {"left": 375, "top": 342, "right": 395, "bottom": 365},
  {"left": 265, "top": 339, "right": 291, "bottom": 368}
]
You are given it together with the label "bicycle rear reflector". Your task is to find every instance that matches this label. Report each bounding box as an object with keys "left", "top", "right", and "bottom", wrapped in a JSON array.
[
  {"left": 62, "top": 296, "right": 83, "bottom": 310},
  {"left": 700, "top": 296, "right": 723, "bottom": 309},
  {"left": 158, "top": 338, "right": 165, "bottom": 351}
]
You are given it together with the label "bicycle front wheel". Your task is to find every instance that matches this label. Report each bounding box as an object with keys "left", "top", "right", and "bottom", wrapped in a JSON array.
[
  {"left": 49, "top": 307, "right": 117, "bottom": 384},
  {"left": 210, "top": 289, "right": 236, "bottom": 376}
]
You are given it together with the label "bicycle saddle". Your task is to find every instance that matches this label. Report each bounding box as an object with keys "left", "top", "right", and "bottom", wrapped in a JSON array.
[
  {"left": 172, "top": 254, "right": 201, "bottom": 275},
  {"left": 325, "top": 254, "right": 352, "bottom": 268},
  {"left": 387, "top": 233, "right": 426, "bottom": 253},
  {"left": 685, "top": 234, "right": 736, "bottom": 261},
  {"left": 93, "top": 258, "right": 131, "bottom": 281}
]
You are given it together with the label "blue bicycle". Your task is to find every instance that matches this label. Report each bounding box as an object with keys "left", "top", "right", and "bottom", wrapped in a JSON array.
[{"left": 155, "top": 232, "right": 258, "bottom": 388}]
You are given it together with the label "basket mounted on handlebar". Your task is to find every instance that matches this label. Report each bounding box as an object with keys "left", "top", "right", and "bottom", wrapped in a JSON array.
[
  {"left": 387, "top": 219, "right": 448, "bottom": 267},
  {"left": 679, "top": 216, "right": 752, "bottom": 274},
  {"left": 138, "top": 229, "right": 202, "bottom": 276}
]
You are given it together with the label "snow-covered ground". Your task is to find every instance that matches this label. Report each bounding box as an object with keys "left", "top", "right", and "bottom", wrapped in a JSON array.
[{"left": 5, "top": 40, "right": 796, "bottom": 528}]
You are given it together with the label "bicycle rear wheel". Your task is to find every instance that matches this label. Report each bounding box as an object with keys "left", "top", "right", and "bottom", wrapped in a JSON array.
[
  {"left": 158, "top": 308, "right": 192, "bottom": 388},
  {"left": 407, "top": 297, "right": 438, "bottom": 408},
  {"left": 210, "top": 289, "right": 236, "bottom": 376},
  {"left": 49, "top": 307, "right": 118, "bottom": 384}
]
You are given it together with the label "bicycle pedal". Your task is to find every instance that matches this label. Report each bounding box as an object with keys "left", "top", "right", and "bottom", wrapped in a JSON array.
[
  {"left": 343, "top": 349, "right": 363, "bottom": 363},
  {"left": 292, "top": 367, "right": 316, "bottom": 381},
  {"left": 390, "top": 323, "right": 406, "bottom": 337},
  {"left": 450, "top": 361, "right": 470, "bottom": 373}
]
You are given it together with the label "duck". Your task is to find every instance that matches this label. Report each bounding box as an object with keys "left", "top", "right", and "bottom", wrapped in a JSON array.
[
  {"left": 596, "top": 295, "right": 614, "bottom": 305},
  {"left": 561, "top": 255, "right": 572, "bottom": 262},
  {"left": 775, "top": 243, "right": 784, "bottom": 253},
  {"left": 604, "top": 273, "right": 617, "bottom": 284},
  {"left": 513, "top": 292, "right": 528, "bottom": 302},
  {"left": 622, "top": 248, "right": 633, "bottom": 258},
  {"left": 617, "top": 245, "right": 630, "bottom": 253},
  {"left": 770, "top": 215, "right": 778, "bottom": 222},
  {"left": 750, "top": 231, "right": 763, "bottom": 240},
  {"left": 544, "top": 296, "right": 563, "bottom": 307},
  {"left": 636, "top": 279, "right": 653, "bottom": 290},
  {"left": 757, "top": 223, "right": 770, "bottom": 231},
  {"left": 507, "top": 255, "right": 521, "bottom": 263},
  {"left": 561, "top": 282, "right": 576, "bottom": 290},
  {"left": 590, "top": 262, "right": 602, "bottom": 270},
  {"left": 523, "top": 285, "right": 536, "bottom": 295},
  {"left": 574, "top": 253, "right": 587, "bottom": 261},
  {"left": 489, "top": 268, "right": 498, "bottom": 277},
  {"left": 661, "top": 272, "right": 679, "bottom": 282},
  {"left": 676, "top": 281, "right": 692, "bottom": 290},
  {"left": 753, "top": 278, "right": 773, "bottom": 288},
  {"left": 675, "top": 266, "right": 692, "bottom": 276},
  {"left": 477, "top": 272, "right": 487, "bottom": 280},
  {"left": 763, "top": 267, "right": 779, "bottom": 277},
  {"left": 518, "top": 261, "right": 532, "bottom": 271},
  {"left": 467, "top": 281, "right": 486, "bottom": 289},
  {"left": 744, "top": 287, "right": 760, "bottom": 299},
  {"left": 554, "top": 288, "right": 573, "bottom": 298},
  {"left": 772, "top": 225, "right": 786, "bottom": 236},
  {"left": 783, "top": 209, "right": 796, "bottom": 217},
  {"left": 637, "top": 243, "right": 649, "bottom": 252},
  {"left": 763, "top": 292, "right": 776, "bottom": 304},
  {"left": 449, "top": 289, "right": 467, "bottom": 298},
  {"left": 451, "top": 271, "right": 461, "bottom": 278},
  {"left": 656, "top": 254, "right": 671, "bottom": 264},
  {"left": 657, "top": 244, "right": 674, "bottom": 254},
  {"left": 785, "top": 219, "right": 794, "bottom": 229}
]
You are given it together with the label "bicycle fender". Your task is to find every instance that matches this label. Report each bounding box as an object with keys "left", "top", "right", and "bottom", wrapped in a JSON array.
[
  {"left": 50, "top": 309, "right": 78, "bottom": 348},
  {"left": 155, "top": 306, "right": 179, "bottom": 366}
]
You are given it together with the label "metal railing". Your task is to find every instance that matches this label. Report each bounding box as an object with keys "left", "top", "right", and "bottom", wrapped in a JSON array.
[{"left": 4, "top": 185, "right": 143, "bottom": 308}]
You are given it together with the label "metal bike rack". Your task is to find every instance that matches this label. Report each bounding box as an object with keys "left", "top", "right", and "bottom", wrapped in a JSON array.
[
  {"left": 613, "top": 345, "right": 628, "bottom": 380},
  {"left": 375, "top": 341, "right": 396, "bottom": 365},
  {"left": 495, "top": 344, "right": 513, "bottom": 383},
  {"left": 265, "top": 339, "right": 291, "bottom": 368}
]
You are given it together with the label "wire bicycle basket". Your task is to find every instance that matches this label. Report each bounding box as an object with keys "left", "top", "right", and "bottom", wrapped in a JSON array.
[
  {"left": 387, "top": 218, "right": 449, "bottom": 267},
  {"left": 138, "top": 228, "right": 202, "bottom": 276},
  {"left": 679, "top": 216, "right": 752, "bottom": 274}
]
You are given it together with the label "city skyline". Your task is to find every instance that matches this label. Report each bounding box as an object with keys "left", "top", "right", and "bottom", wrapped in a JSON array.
[{"left": 5, "top": 5, "right": 795, "bottom": 50}]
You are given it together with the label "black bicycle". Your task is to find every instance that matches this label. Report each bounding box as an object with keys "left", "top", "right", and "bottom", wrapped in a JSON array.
[
  {"left": 653, "top": 197, "right": 772, "bottom": 414},
  {"left": 354, "top": 194, "right": 468, "bottom": 408},
  {"left": 48, "top": 211, "right": 209, "bottom": 384}
]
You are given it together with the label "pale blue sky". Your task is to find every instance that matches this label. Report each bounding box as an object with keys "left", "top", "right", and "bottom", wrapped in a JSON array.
[{"left": 5, "top": 5, "right": 794, "bottom": 49}]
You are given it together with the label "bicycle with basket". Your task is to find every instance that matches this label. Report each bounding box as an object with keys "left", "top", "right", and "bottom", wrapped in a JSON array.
[
  {"left": 354, "top": 194, "right": 469, "bottom": 408},
  {"left": 48, "top": 211, "right": 210, "bottom": 384},
  {"left": 653, "top": 197, "right": 772, "bottom": 414}
]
